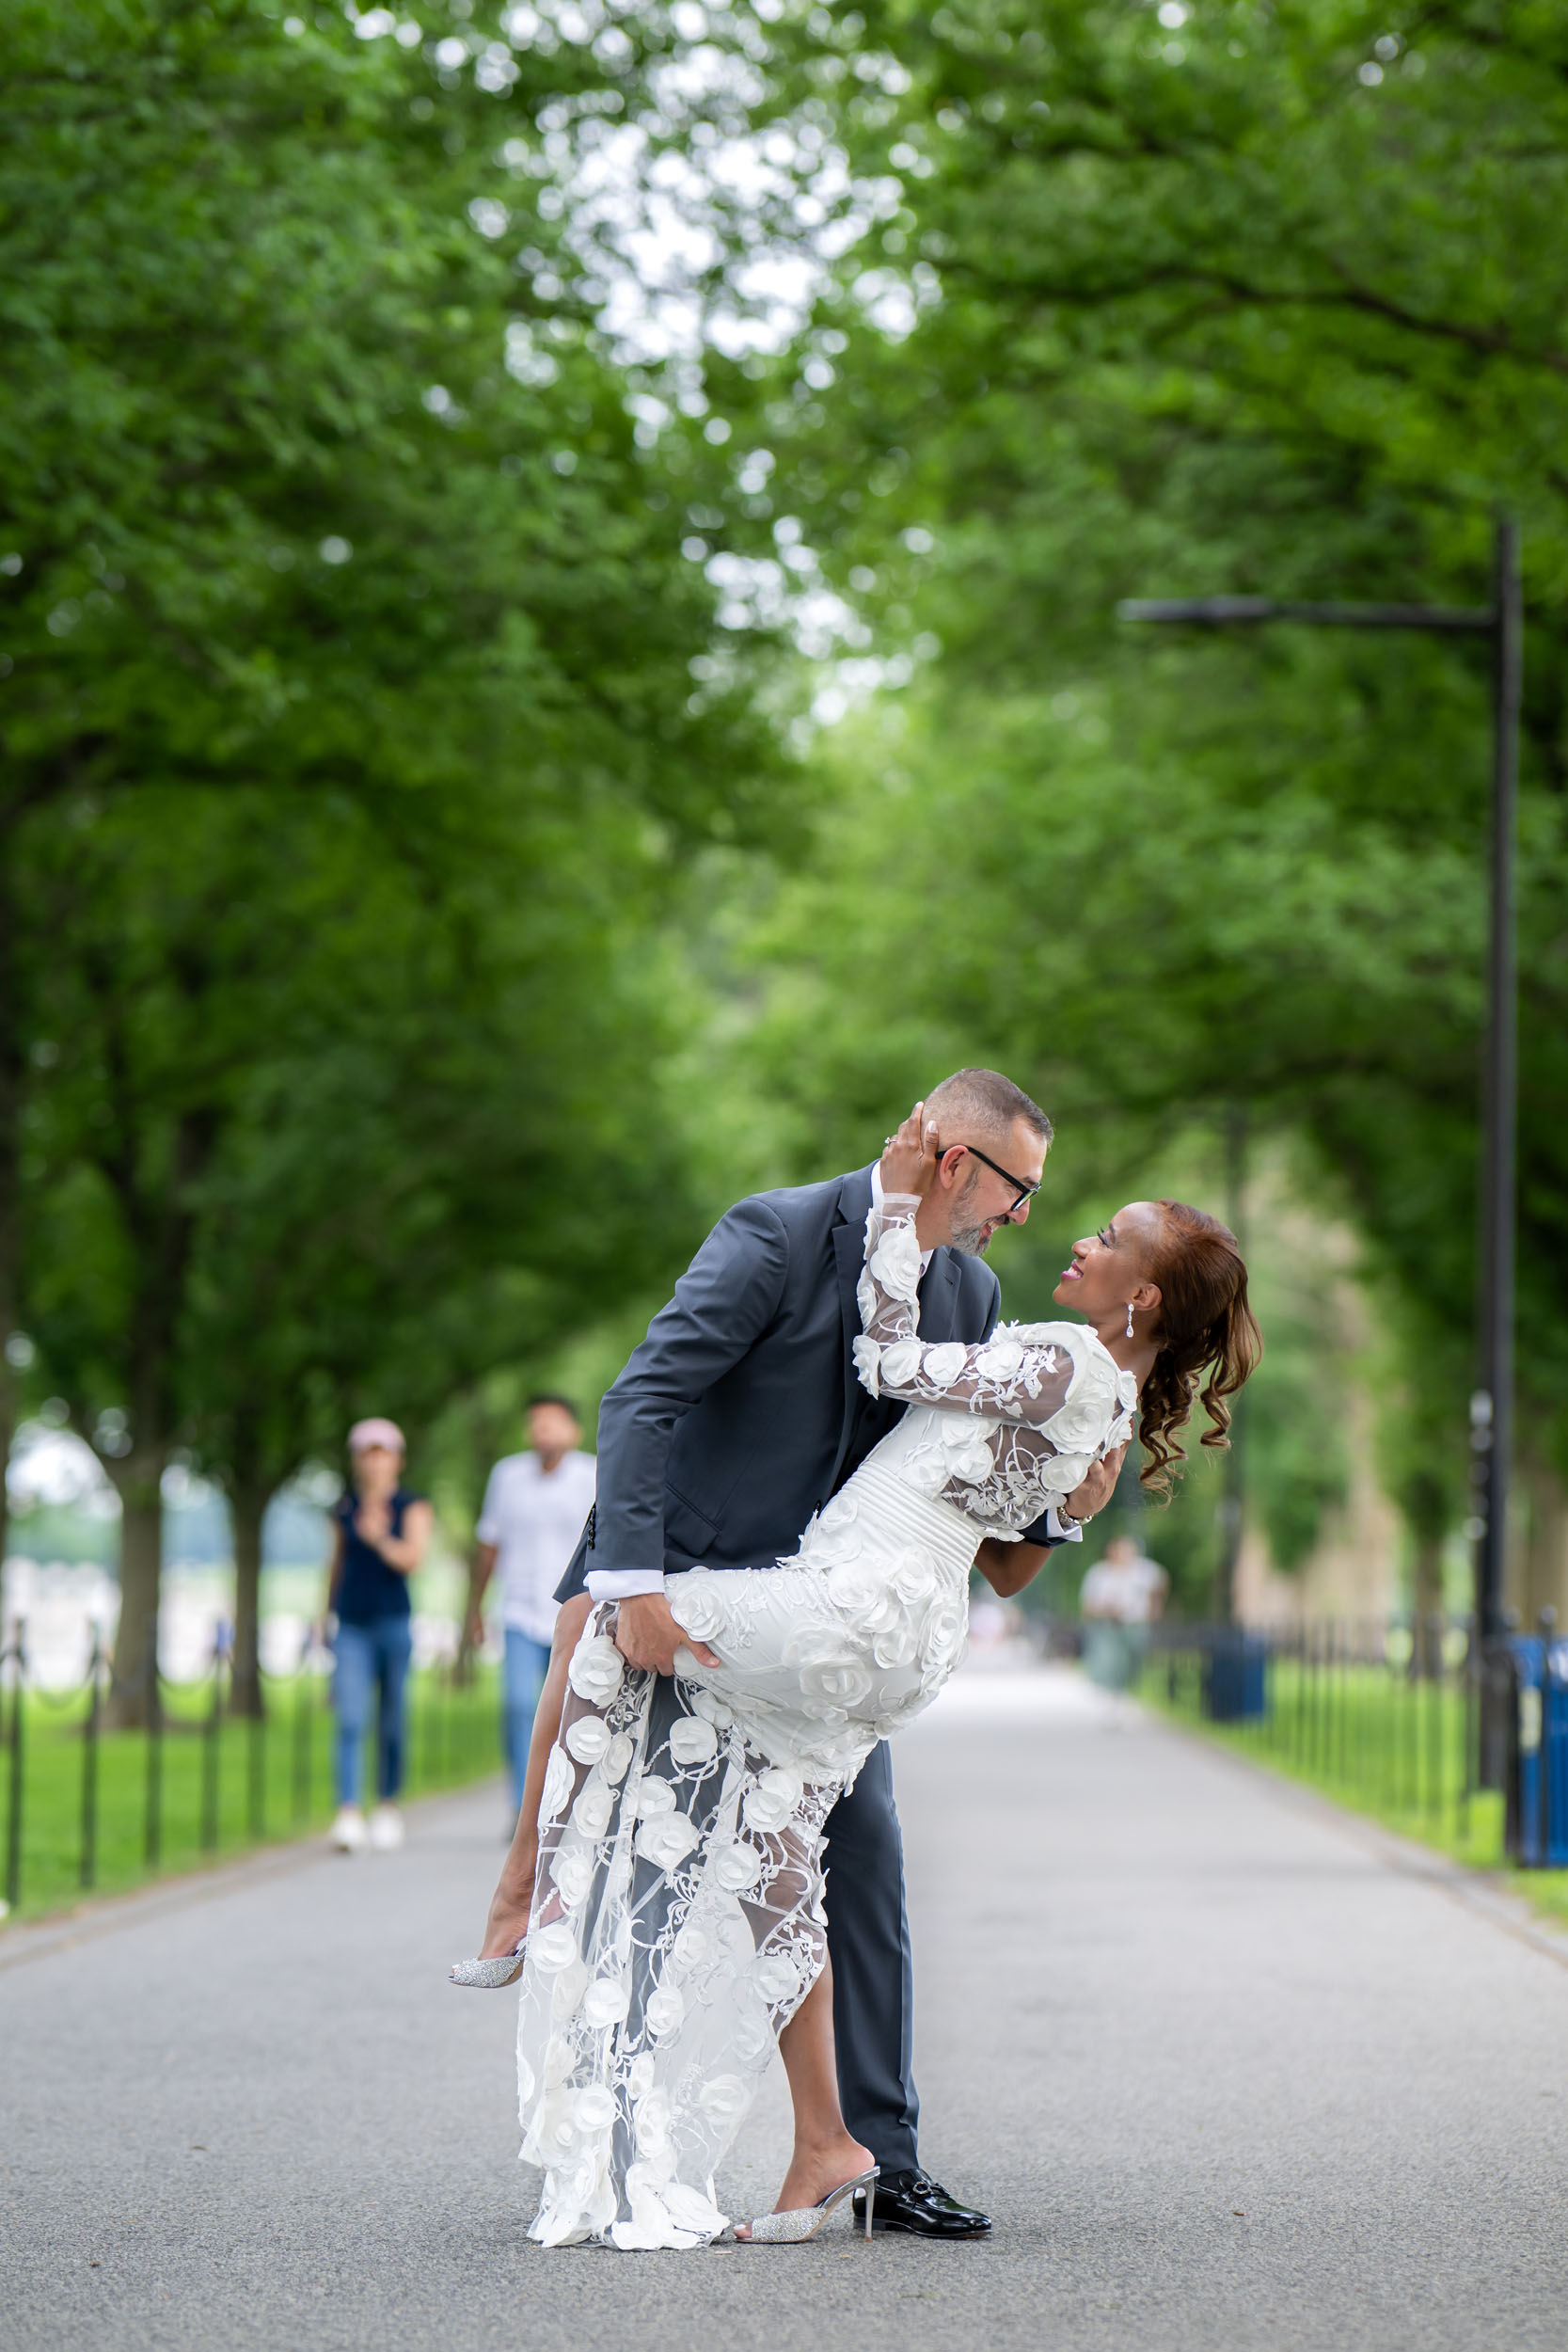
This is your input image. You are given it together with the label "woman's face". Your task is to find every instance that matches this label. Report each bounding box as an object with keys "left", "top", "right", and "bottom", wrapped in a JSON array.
[
  {"left": 353, "top": 1441, "right": 402, "bottom": 1498},
  {"left": 1053, "top": 1201, "right": 1164, "bottom": 1327}
]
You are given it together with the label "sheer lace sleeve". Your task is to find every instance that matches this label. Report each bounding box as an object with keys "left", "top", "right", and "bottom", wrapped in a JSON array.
[{"left": 851, "top": 1193, "right": 1077, "bottom": 1428}]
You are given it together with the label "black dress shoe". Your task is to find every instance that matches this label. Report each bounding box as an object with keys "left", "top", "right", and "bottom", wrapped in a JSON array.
[{"left": 853, "top": 2169, "right": 992, "bottom": 2237}]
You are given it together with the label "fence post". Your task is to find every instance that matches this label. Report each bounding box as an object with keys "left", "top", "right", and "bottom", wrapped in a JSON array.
[
  {"left": 292, "top": 1631, "right": 313, "bottom": 1825},
  {"left": 1307, "top": 1624, "right": 1318, "bottom": 1776},
  {"left": 201, "top": 1623, "right": 225, "bottom": 1854},
  {"left": 1338, "top": 1621, "right": 1350, "bottom": 1784},
  {"left": 143, "top": 1613, "right": 163, "bottom": 1871},
  {"left": 5, "top": 1619, "right": 25, "bottom": 1915},
  {"left": 1417, "top": 1617, "right": 1428, "bottom": 1819},
  {"left": 1460, "top": 1613, "right": 1477, "bottom": 1845},
  {"left": 80, "top": 1626, "right": 102, "bottom": 1891},
  {"left": 1427, "top": 1614, "right": 1444, "bottom": 1828},
  {"left": 247, "top": 1703, "right": 265, "bottom": 1843}
]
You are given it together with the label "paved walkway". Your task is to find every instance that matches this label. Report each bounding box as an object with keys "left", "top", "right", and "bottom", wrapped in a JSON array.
[{"left": 5, "top": 1670, "right": 1568, "bottom": 2351}]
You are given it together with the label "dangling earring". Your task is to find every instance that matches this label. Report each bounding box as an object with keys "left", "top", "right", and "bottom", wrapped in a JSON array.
[{"left": 1125, "top": 1303, "right": 1135, "bottom": 1339}]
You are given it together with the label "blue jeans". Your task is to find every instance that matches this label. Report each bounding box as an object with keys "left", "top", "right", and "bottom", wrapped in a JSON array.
[
  {"left": 503, "top": 1628, "right": 552, "bottom": 1815},
  {"left": 332, "top": 1617, "right": 413, "bottom": 1807}
]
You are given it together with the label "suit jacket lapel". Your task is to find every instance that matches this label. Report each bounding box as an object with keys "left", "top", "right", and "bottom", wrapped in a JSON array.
[{"left": 916, "top": 1249, "right": 960, "bottom": 1343}]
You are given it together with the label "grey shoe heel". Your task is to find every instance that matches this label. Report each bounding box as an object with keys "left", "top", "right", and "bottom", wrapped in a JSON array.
[
  {"left": 448, "top": 1944, "right": 525, "bottom": 1988},
  {"left": 733, "top": 2165, "right": 878, "bottom": 2245}
]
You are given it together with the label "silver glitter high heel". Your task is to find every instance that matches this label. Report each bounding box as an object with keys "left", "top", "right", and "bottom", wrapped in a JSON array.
[
  {"left": 733, "top": 2166, "right": 877, "bottom": 2245},
  {"left": 449, "top": 1942, "right": 525, "bottom": 1988}
]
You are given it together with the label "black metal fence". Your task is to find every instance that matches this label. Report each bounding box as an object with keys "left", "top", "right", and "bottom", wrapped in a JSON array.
[
  {"left": 1137, "top": 1613, "right": 1568, "bottom": 1873},
  {"left": 0, "top": 1613, "right": 504, "bottom": 1920}
]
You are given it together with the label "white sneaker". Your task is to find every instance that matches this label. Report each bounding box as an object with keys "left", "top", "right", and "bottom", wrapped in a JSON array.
[
  {"left": 330, "top": 1805, "right": 369, "bottom": 1854},
  {"left": 368, "top": 1803, "right": 405, "bottom": 1852}
]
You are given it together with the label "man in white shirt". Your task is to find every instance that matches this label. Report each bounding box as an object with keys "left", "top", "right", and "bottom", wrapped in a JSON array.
[
  {"left": 1081, "top": 1533, "right": 1169, "bottom": 1625},
  {"left": 468, "top": 1396, "right": 596, "bottom": 1819}
]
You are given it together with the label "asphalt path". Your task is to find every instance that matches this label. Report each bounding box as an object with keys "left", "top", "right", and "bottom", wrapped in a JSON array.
[{"left": 5, "top": 1667, "right": 1568, "bottom": 2352}]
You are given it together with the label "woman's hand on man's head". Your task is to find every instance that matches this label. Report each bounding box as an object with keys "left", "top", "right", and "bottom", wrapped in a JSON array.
[{"left": 880, "top": 1100, "right": 940, "bottom": 1200}]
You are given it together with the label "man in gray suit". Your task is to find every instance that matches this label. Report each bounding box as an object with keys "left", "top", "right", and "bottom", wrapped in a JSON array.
[{"left": 478, "top": 1069, "right": 1124, "bottom": 2235}]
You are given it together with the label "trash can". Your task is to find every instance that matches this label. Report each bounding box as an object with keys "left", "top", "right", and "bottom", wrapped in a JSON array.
[
  {"left": 1496, "top": 1632, "right": 1568, "bottom": 1867},
  {"left": 1545, "top": 1642, "right": 1568, "bottom": 1867},
  {"left": 1204, "top": 1630, "right": 1266, "bottom": 1724}
]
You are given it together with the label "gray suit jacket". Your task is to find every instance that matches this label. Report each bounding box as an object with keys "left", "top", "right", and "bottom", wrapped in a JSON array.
[{"left": 556, "top": 1164, "right": 1057, "bottom": 1602}]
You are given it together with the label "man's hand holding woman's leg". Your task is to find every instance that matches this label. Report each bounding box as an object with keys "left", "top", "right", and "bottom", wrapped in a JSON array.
[
  {"left": 610, "top": 1591, "right": 721, "bottom": 1677},
  {"left": 478, "top": 1582, "right": 724, "bottom": 1957}
]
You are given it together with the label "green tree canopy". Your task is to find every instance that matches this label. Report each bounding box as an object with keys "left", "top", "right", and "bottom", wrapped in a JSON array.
[
  {"left": 689, "top": 0, "right": 1568, "bottom": 1580},
  {"left": 2, "top": 1, "right": 803, "bottom": 1702}
]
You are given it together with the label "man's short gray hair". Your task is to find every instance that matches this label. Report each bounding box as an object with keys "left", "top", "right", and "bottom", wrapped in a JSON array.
[{"left": 926, "top": 1068, "right": 1053, "bottom": 1150}]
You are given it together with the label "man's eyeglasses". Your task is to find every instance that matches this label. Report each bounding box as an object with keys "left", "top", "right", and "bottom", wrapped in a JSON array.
[{"left": 953, "top": 1142, "right": 1040, "bottom": 1216}]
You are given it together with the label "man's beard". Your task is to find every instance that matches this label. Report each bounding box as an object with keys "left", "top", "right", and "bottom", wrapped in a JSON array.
[{"left": 948, "top": 1172, "right": 990, "bottom": 1257}]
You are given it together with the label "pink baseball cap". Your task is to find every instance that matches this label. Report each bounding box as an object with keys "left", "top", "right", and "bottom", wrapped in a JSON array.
[{"left": 348, "top": 1417, "right": 404, "bottom": 1454}]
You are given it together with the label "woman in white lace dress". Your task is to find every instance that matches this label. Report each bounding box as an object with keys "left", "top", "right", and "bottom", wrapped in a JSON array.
[{"left": 501, "top": 1112, "right": 1259, "bottom": 2249}]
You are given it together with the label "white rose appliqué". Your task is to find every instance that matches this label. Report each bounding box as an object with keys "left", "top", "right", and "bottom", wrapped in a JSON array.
[{"left": 568, "top": 1636, "right": 625, "bottom": 1707}]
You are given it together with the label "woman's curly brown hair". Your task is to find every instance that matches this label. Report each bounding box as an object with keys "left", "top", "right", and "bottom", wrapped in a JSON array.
[{"left": 1136, "top": 1200, "right": 1262, "bottom": 1498}]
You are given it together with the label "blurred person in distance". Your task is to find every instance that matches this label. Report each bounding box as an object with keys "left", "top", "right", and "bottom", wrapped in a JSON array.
[
  {"left": 324, "top": 1418, "right": 433, "bottom": 1854},
  {"left": 1080, "top": 1529, "right": 1169, "bottom": 1696},
  {"left": 466, "top": 1395, "right": 596, "bottom": 1828}
]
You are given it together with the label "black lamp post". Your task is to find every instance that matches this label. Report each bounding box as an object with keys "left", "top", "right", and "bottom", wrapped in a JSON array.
[{"left": 1117, "top": 517, "right": 1522, "bottom": 1640}]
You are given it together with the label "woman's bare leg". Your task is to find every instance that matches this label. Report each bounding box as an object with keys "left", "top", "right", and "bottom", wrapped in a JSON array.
[
  {"left": 478, "top": 1592, "right": 593, "bottom": 1958},
  {"left": 735, "top": 1957, "right": 873, "bottom": 2232}
]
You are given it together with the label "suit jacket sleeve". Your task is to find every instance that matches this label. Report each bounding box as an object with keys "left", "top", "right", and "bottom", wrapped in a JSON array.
[{"left": 580, "top": 1195, "right": 791, "bottom": 1584}]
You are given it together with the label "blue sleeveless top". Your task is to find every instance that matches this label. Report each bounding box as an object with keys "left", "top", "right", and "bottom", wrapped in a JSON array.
[{"left": 333, "top": 1487, "right": 421, "bottom": 1626}]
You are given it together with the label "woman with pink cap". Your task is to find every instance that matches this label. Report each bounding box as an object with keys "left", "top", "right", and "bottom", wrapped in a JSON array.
[{"left": 325, "top": 1418, "right": 433, "bottom": 1853}]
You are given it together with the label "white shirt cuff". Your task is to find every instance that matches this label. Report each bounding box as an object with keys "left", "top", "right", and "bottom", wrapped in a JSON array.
[
  {"left": 1047, "top": 1508, "right": 1083, "bottom": 1544},
  {"left": 586, "top": 1568, "right": 667, "bottom": 1601}
]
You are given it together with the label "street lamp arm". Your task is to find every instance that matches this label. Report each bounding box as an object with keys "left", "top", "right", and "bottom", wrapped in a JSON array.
[{"left": 1117, "top": 596, "right": 1493, "bottom": 633}]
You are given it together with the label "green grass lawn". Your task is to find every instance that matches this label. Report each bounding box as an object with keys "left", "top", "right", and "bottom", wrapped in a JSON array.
[
  {"left": 0, "top": 1662, "right": 506, "bottom": 1923},
  {"left": 1146, "top": 1646, "right": 1568, "bottom": 1929}
]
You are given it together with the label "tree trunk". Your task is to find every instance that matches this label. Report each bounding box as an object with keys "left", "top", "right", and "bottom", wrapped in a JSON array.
[
  {"left": 1401, "top": 1466, "right": 1449, "bottom": 1678},
  {"left": 98, "top": 1101, "right": 215, "bottom": 1728},
  {"left": 230, "top": 1476, "right": 269, "bottom": 1721},
  {"left": 0, "top": 827, "right": 24, "bottom": 1582},
  {"left": 1412, "top": 1534, "right": 1444, "bottom": 1677},
  {"left": 106, "top": 1454, "right": 165, "bottom": 1728},
  {"left": 1211, "top": 1104, "right": 1247, "bottom": 1623},
  {"left": 453, "top": 1546, "right": 484, "bottom": 1687}
]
